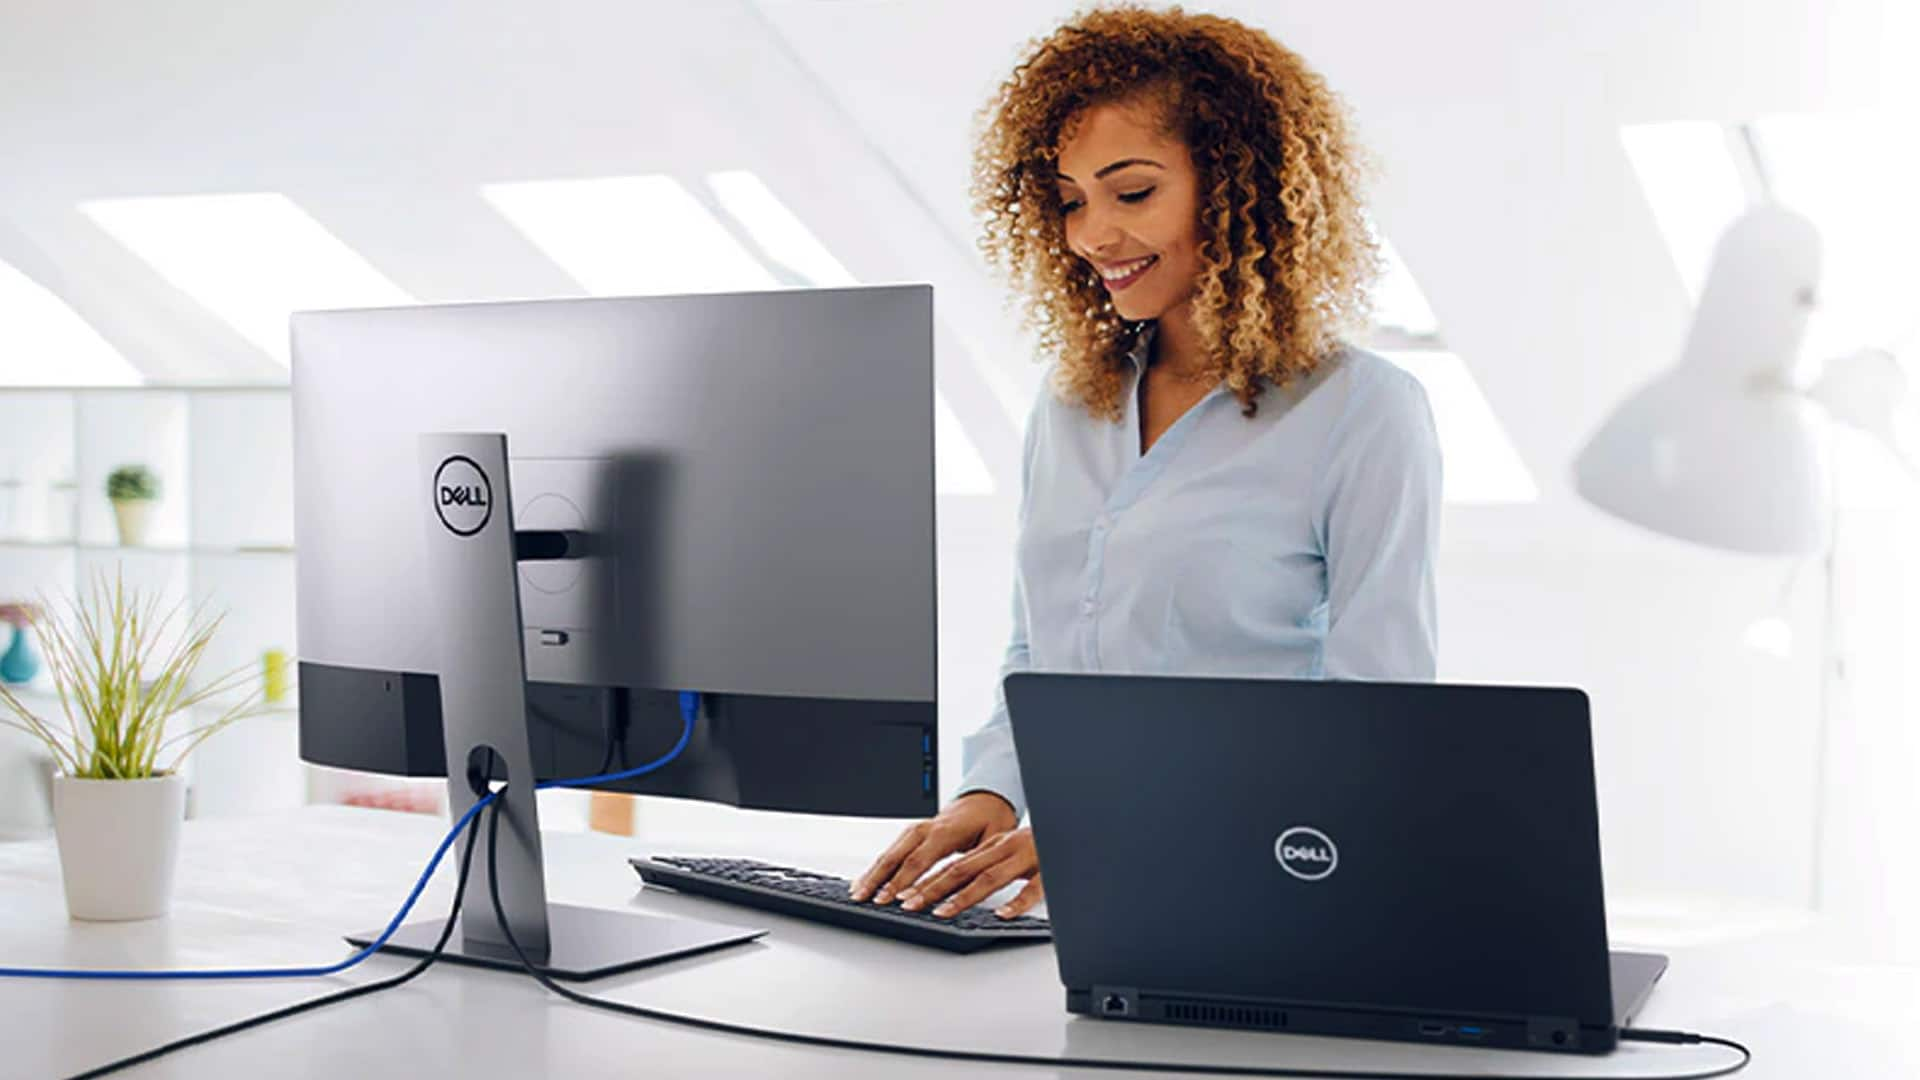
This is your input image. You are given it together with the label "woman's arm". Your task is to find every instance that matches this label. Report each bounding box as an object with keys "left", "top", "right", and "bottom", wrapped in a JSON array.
[
  {"left": 850, "top": 389, "right": 1047, "bottom": 912},
  {"left": 952, "top": 575, "right": 1033, "bottom": 818},
  {"left": 953, "top": 386, "right": 1047, "bottom": 816},
  {"left": 1314, "top": 361, "right": 1443, "bottom": 680},
  {"left": 847, "top": 577, "right": 1033, "bottom": 906}
]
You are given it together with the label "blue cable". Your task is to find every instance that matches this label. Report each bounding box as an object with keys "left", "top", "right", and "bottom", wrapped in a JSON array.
[
  {"left": 0, "top": 693, "right": 699, "bottom": 981},
  {"left": 539, "top": 691, "right": 699, "bottom": 792}
]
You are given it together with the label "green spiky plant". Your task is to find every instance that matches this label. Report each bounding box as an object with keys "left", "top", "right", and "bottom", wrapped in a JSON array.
[{"left": 0, "top": 570, "right": 274, "bottom": 779}]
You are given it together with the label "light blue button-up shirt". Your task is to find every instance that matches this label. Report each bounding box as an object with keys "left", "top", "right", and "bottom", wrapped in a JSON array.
[{"left": 958, "top": 327, "right": 1442, "bottom": 820}]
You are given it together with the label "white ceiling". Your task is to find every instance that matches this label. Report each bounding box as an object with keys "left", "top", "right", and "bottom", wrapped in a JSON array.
[
  {"left": 755, "top": 0, "right": 1904, "bottom": 533},
  {"left": 0, "top": 0, "right": 1906, "bottom": 540}
]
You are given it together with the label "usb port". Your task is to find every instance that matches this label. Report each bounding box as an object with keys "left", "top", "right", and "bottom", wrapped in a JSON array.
[
  {"left": 1458, "top": 1025, "right": 1488, "bottom": 1039},
  {"left": 1419, "top": 1022, "right": 1450, "bottom": 1037}
]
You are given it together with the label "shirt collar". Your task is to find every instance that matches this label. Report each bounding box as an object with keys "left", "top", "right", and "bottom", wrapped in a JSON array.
[
  {"left": 1127, "top": 322, "right": 1229, "bottom": 397},
  {"left": 1124, "top": 322, "right": 1156, "bottom": 373}
]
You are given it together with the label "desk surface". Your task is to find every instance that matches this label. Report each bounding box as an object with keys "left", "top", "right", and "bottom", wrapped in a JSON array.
[{"left": 3, "top": 807, "right": 1915, "bottom": 1079}]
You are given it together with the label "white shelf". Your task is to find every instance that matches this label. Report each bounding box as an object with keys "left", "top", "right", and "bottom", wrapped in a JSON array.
[
  {"left": 0, "top": 540, "right": 294, "bottom": 556},
  {"left": 0, "top": 685, "right": 68, "bottom": 714},
  {"left": 0, "top": 386, "right": 299, "bottom": 825}
]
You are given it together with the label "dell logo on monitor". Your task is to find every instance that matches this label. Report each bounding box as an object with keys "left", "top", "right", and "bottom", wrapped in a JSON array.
[
  {"left": 433, "top": 455, "right": 493, "bottom": 537},
  {"left": 1274, "top": 826, "right": 1338, "bottom": 881}
]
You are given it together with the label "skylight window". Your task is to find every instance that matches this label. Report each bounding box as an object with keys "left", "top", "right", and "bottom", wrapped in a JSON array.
[
  {"left": 80, "top": 193, "right": 412, "bottom": 366},
  {"left": 488, "top": 172, "right": 992, "bottom": 493},
  {"left": 1619, "top": 121, "right": 1749, "bottom": 301},
  {"left": 1361, "top": 232, "right": 1535, "bottom": 503},
  {"left": 482, "top": 175, "right": 777, "bottom": 296},
  {"left": 1370, "top": 236, "right": 1441, "bottom": 346},
  {"left": 1751, "top": 111, "right": 1920, "bottom": 367},
  {"left": 1381, "top": 351, "right": 1540, "bottom": 505},
  {"left": 934, "top": 388, "right": 994, "bottom": 495},
  {"left": 0, "top": 259, "right": 141, "bottom": 385},
  {"left": 706, "top": 171, "right": 856, "bottom": 287}
]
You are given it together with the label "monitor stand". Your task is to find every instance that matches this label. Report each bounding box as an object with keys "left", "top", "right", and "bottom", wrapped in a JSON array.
[{"left": 347, "top": 432, "right": 765, "bottom": 980}]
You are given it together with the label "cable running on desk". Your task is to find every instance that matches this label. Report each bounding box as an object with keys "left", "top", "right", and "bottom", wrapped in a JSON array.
[
  {"left": 59, "top": 703, "right": 696, "bottom": 1078},
  {"left": 5, "top": 693, "right": 696, "bottom": 982},
  {"left": 480, "top": 790, "right": 1751, "bottom": 1080},
  {"left": 68, "top": 796, "right": 485, "bottom": 1080}
]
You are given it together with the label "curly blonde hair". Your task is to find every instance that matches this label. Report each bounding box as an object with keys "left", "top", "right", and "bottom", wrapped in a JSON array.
[{"left": 974, "top": 5, "right": 1378, "bottom": 419}]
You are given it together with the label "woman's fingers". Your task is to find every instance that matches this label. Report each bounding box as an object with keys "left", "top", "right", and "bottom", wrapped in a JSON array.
[
  {"left": 874, "top": 827, "right": 967, "bottom": 905},
  {"left": 897, "top": 839, "right": 1009, "bottom": 911},
  {"left": 850, "top": 824, "right": 925, "bottom": 902},
  {"left": 901, "top": 829, "right": 1038, "bottom": 916},
  {"left": 852, "top": 793, "right": 1021, "bottom": 905},
  {"left": 929, "top": 854, "right": 1031, "bottom": 917},
  {"left": 995, "top": 875, "right": 1045, "bottom": 918}
]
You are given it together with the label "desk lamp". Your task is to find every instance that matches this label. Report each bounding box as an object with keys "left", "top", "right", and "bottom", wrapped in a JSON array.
[{"left": 1575, "top": 204, "right": 1913, "bottom": 553}]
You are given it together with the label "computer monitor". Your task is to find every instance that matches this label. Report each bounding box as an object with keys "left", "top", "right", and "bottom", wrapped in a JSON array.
[
  {"left": 292, "top": 286, "right": 938, "bottom": 814},
  {"left": 289, "top": 285, "right": 938, "bottom": 975}
]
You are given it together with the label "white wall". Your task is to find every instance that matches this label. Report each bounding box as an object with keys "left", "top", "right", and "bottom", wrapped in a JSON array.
[
  {"left": 1818, "top": 464, "right": 1920, "bottom": 963},
  {"left": 1441, "top": 510, "right": 1827, "bottom": 907}
]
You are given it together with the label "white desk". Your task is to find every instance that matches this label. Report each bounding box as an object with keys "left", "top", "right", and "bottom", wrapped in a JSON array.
[{"left": 2, "top": 807, "right": 1914, "bottom": 1078}]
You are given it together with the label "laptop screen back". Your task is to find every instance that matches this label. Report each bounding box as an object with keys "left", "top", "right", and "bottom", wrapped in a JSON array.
[{"left": 1005, "top": 674, "right": 1615, "bottom": 1028}]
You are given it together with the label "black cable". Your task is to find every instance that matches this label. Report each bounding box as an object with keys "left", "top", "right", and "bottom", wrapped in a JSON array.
[
  {"left": 67, "top": 793, "right": 486, "bottom": 1080},
  {"left": 1622, "top": 1030, "right": 1753, "bottom": 1068},
  {"left": 589, "top": 692, "right": 621, "bottom": 777},
  {"left": 56, "top": 717, "right": 673, "bottom": 1077},
  {"left": 481, "top": 794, "right": 1749, "bottom": 1080}
]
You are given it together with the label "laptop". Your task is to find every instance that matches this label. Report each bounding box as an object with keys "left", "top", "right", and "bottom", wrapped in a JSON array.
[{"left": 1003, "top": 672, "right": 1666, "bottom": 1055}]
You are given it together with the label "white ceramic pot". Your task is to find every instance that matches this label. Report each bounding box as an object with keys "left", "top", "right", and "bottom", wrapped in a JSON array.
[
  {"left": 111, "top": 498, "right": 153, "bottom": 546},
  {"left": 52, "top": 773, "right": 187, "bottom": 921}
]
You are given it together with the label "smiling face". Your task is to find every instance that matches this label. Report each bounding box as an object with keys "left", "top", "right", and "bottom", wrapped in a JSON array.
[{"left": 1054, "top": 100, "right": 1203, "bottom": 324}]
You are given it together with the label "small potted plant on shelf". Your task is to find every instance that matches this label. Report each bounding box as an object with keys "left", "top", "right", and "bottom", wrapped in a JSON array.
[
  {"left": 0, "top": 571, "right": 273, "bottom": 920},
  {"left": 105, "top": 464, "right": 161, "bottom": 546}
]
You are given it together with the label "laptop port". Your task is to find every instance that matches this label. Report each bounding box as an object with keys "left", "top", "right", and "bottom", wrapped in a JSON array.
[
  {"left": 1101, "top": 993, "right": 1130, "bottom": 1017},
  {"left": 1418, "top": 1022, "right": 1450, "bottom": 1037},
  {"left": 1458, "top": 1025, "right": 1488, "bottom": 1040}
]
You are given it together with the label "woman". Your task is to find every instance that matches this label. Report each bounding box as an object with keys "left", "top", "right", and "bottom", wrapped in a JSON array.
[{"left": 851, "top": 6, "right": 1440, "bottom": 920}]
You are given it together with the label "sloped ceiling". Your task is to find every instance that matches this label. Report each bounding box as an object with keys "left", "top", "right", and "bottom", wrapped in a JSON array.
[
  {"left": 0, "top": 0, "right": 1900, "bottom": 535},
  {"left": 752, "top": 0, "right": 1898, "bottom": 541}
]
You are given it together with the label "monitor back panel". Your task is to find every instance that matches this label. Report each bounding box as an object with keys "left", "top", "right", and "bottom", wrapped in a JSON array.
[{"left": 291, "top": 287, "right": 936, "bottom": 704}]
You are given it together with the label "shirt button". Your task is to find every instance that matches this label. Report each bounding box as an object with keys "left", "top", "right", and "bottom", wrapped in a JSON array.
[{"left": 1080, "top": 598, "right": 1097, "bottom": 614}]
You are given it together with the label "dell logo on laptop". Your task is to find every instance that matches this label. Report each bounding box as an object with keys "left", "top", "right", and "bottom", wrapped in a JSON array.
[
  {"left": 1274, "top": 826, "right": 1338, "bottom": 881},
  {"left": 433, "top": 455, "right": 493, "bottom": 537}
]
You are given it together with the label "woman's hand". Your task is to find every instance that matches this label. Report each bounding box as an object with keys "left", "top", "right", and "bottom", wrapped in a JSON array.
[
  {"left": 898, "top": 826, "right": 1044, "bottom": 919},
  {"left": 850, "top": 791, "right": 1043, "bottom": 917}
]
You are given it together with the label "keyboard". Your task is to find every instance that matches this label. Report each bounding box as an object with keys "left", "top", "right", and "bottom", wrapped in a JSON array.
[{"left": 630, "top": 855, "right": 1052, "bottom": 954}]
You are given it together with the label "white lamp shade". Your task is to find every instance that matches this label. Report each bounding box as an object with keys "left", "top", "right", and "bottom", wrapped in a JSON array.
[
  {"left": 1575, "top": 368, "right": 1830, "bottom": 553},
  {"left": 1575, "top": 205, "right": 1830, "bottom": 554}
]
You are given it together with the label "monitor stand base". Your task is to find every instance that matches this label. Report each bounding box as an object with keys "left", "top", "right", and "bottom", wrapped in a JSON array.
[{"left": 347, "top": 901, "right": 766, "bottom": 981}]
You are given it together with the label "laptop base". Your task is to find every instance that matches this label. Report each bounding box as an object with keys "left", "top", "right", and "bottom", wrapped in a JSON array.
[{"left": 1069, "top": 950, "right": 1668, "bottom": 1057}]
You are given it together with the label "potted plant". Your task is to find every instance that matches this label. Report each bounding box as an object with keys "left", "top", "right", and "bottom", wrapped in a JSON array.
[
  {"left": 106, "top": 464, "right": 160, "bottom": 546},
  {"left": 0, "top": 571, "right": 271, "bottom": 920}
]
